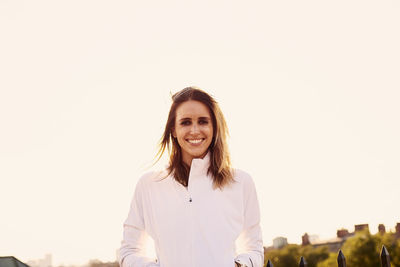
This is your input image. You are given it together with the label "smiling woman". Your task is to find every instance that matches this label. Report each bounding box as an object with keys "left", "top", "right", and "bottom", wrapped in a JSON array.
[
  {"left": 173, "top": 100, "right": 214, "bottom": 167},
  {"left": 158, "top": 87, "right": 233, "bottom": 189},
  {"left": 118, "top": 87, "right": 264, "bottom": 267}
]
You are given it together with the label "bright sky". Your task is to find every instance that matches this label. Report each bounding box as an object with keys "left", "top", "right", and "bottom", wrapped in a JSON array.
[{"left": 1, "top": 0, "right": 399, "bottom": 266}]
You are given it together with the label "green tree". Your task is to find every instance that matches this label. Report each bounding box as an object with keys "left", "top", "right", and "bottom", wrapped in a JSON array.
[
  {"left": 265, "top": 231, "right": 400, "bottom": 267},
  {"left": 265, "top": 244, "right": 300, "bottom": 267},
  {"left": 340, "top": 230, "right": 400, "bottom": 267},
  {"left": 264, "top": 244, "right": 329, "bottom": 267},
  {"left": 342, "top": 230, "right": 380, "bottom": 267},
  {"left": 316, "top": 253, "right": 337, "bottom": 267},
  {"left": 300, "top": 246, "right": 329, "bottom": 267},
  {"left": 376, "top": 232, "right": 400, "bottom": 267}
]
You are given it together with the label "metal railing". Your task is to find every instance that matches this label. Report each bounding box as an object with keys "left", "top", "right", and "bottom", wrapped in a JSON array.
[{"left": 266, "top": 245, "right": 391, "bottom": 267}]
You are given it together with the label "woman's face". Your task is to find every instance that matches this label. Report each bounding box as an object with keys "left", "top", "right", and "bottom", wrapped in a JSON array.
[{"left": 173, "top": 100, "right": 214, "bottom": 166}]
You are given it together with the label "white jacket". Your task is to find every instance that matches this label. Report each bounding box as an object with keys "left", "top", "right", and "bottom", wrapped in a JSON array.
[{"left": 119, "top": 154, "right": 264, "bottom": 267}]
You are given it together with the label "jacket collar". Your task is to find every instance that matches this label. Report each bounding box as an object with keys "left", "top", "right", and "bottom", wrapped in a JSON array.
[{"left": 189, "top": 151, "right": 210, "bottom": 177}]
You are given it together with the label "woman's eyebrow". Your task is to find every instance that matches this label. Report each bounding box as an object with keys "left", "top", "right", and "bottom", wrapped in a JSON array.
[
  {"left": 178, "top": 117, "right": 192, "bottom": 121},
  {"left": 178, "top": 116, "right": 210, "bottom": 121}
]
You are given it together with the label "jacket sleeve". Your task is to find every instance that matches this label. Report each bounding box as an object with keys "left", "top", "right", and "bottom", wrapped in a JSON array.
[
  {"left": 118, "top": 178, "right": 159, "bottom": 267},
  {"left": 235, "top": 174, "right": 264, "bottom": 267}
]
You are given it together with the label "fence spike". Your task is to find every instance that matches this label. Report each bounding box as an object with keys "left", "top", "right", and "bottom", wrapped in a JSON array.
[
  {"left": 381, "top": 245, "right": 391, "bottom": 267},
  {"left": 337, "top": 250, "right": 346, "bottom": 267},
  {"left": 299, "top": 256, "right": 307, "bottom": 267},
  {"left": 266, "top": 259, "right": 274, "bottom": 267}
]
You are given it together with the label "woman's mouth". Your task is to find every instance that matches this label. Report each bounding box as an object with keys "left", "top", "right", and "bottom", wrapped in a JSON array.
[{"left": 187, "top": 138, "right": 204, "bottom": 144}]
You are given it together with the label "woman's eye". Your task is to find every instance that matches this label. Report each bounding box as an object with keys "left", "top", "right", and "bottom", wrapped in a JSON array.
[
  {"left": 199, "top": 120, "right": 208, "bottom": 125},
  {"left": 181, "top": 121, "right": 191, "bottom": 126}
]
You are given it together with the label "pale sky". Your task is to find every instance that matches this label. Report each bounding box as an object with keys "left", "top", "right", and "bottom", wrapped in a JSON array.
[{"left": 1, "top": 0, "right": 399, "bottom": 266}]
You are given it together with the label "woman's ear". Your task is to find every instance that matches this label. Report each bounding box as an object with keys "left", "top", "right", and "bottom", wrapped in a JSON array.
[{"left": 172, "top": 128, "right": 176, "bottom": 138}]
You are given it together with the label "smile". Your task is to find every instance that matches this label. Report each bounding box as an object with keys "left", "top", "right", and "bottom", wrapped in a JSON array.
[{"left": 187, "top": 138, "right": 204, "bottom": 144}]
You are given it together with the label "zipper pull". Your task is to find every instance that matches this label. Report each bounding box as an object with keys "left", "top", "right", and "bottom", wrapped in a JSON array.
[{"left": 189, "top": 197, "right": 192, "bottom": 202}]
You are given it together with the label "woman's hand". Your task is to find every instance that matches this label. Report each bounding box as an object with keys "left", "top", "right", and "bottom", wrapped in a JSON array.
[{"left": 235, "top": 261, "right": 247, "bottom": 267}]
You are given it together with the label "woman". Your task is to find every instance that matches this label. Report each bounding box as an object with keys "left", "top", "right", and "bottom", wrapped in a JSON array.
[{"left": 119, "top": 87, "right": 263, "bottom": 267}]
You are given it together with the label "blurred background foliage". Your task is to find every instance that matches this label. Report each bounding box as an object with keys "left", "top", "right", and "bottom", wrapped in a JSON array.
[{"left": 264, "top": 230, "right": 400, "bottom": 267}]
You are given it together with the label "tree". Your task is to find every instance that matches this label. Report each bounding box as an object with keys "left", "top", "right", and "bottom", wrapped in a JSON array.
[
  {"left": 265, "top": 231, "right": 400, "bottom": 267},
  {"left": 300, "top": 246, "right": 329, "bottom": 267},
  {"left": 316, "top": 253, "right": 337, "bottom": 267},
  {"left": 264, "top": 244, "right": 329, "bottom": 267},
  {"left": 265, "top": 244, "right": 300, "bottom": 267},
  {"left": 340, "top": 230, "right": 400, "bottom": 267}
]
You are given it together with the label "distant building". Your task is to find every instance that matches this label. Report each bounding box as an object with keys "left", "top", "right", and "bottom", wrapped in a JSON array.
[
  {"left": 273, "top": 237, "right": 288, "bottom": 249},
  {"left": 310, "top": 236, "right": 347, "bottom": 252},
  {"left": 302, "top": 223, "right": 400, "bottom": 252},
  {"left": 308, "top": 234, "right": 320, "bottom": 243},
  {"left": 266, "top": 222, "right": 400, "bottom": 254},
  {"left": 303, "top": 227, "right": 354, "bottom": 252},
  {"left": 337, "top": 228, "right": 350, "bottom": 238},
  {"left": 0, "top": 257, "right": 30, "bottom": 267},
  {"left": 301, "top": 233, "right": 319, "bottom": 246},
  {"left": 302, "top": 233, "right": 310, "bottom": 246},
  {"left": 354, "top": 224, "right": 369, "bottom": 233},
  {"left": 26, "top": 254, "right": 52, "bottom": 267}
]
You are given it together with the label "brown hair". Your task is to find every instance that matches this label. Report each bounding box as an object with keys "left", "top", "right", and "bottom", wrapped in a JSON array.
[{"left": 157, "top": 86, "right": 233, "bottom": 189}]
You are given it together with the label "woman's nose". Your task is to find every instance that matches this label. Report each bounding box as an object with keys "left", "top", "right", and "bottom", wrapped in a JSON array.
[{"left": 190, "top": 123, "right": 199, "bottom": 133}]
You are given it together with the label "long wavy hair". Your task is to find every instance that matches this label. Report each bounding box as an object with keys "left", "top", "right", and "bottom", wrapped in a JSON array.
[{"left": 157, "top": 86, "right": 233, "bottom": 189}]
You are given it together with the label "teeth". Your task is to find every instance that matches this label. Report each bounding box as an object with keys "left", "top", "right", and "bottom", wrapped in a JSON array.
[{"left": 188, "top": 139, "right": 203, "bottom": 144}]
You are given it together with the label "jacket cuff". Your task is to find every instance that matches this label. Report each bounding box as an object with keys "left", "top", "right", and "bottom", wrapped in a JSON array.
[
  {"left": 235, "top": 254, "right": 253, "bottom": 267},
  {"left": 121, "top": 255, "right": 158, "bottom": 267}
]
